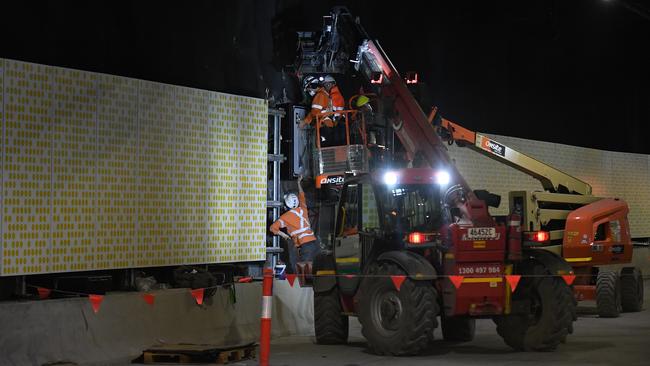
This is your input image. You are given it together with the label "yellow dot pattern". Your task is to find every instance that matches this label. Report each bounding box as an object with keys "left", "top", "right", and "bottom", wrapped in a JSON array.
[
  {"left": 136, "top": 81, "right": 176, "bottom": 268},
  {"left": 51, "top": 66, "right": 98, "bottom": 273},
  {"left": 96, "top": 75, "right": 138, "bottom": 270},
  {"left": 0, "top": 59, "right": 3, "bottom": 272},
  {"left": 362, "top": 185, "right": 380, "bottom": 230},
  {"left": 1, "top": 58, "right": 268, "bottom": 276},
  {"left": 206, "top": 92, "right": 268, "bottom": 263},
  {"left": 2, "top": 60, "right": 52, "bottom": 275}
]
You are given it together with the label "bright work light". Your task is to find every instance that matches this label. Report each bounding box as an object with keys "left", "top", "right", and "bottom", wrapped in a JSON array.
[
  {"left": 383, "top": 171, "right": 398, "bottom": 185},
  {"left": 435, "top": 170, "right": 450, "bottom": 186}
]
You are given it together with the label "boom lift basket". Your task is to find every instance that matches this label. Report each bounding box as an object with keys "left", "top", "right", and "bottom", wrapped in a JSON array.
[{"left": 314, "top": 144, "right": 368, "bottom": 176}]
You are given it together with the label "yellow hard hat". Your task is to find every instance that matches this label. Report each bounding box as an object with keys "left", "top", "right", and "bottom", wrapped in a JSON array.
[{"left": 356, "top": 95, "right": 370, "bottom": 107}]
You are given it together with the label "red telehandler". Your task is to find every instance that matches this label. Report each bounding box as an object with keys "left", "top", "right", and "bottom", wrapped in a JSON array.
[{"left": 282, "top": 7, "right": 635, "bottom": 355}]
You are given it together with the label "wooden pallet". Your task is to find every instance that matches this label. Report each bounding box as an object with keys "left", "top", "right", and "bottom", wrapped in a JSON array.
[{"left": 140, "top": 342, "right": 256, "bottom": 364}]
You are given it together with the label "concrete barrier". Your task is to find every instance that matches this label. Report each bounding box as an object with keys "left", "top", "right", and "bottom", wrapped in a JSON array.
[
  {"left": 0, "top": 284, "right": 262, "bottom": 366},
  {"left": 271, "top": 280, "right": 315, "bottom": 337},
  {"left": 2, "top": 249, "right": 646, "bottom": 366}
]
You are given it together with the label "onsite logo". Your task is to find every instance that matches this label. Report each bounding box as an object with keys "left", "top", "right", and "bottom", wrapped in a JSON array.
[
  {"left": 320, "top": 176, "right": 345, "bottom": 185},
  {"left": 481, "top": 137, "right": 506, "bottom": 157},
  {"left": 316, "top": 175, "right": 345, "bottom": 188}
]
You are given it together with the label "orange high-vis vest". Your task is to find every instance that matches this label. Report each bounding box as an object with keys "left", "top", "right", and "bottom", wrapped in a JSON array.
[
  {"left": 304, "top": 87, "right": 335, "bottom": 128},
  {"left": 330, "top": 85, "right": 345, "bottom": 117},
  {"left": 269, "top": 192, "right": 317, "bottom": 247}
]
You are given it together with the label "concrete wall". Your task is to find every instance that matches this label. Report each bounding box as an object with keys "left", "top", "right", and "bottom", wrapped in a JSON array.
[
  {"left": 272, "top": 280, "right": 315, "bottom": 337},
  {"left": 2, "top": 250, "right": 649, "bottom": 366},
  {"left": 0, "top": 280, "right": 318, "bottom": 366},
  {"left": 0, "top": 284, "right": 262, "bottom": 366},
  {"left": 447, "top": 133, "right": 650, "bottom": 238}
]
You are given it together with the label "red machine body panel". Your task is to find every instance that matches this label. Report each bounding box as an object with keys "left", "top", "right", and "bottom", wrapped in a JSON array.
[
  {"left": 563, "top": 199, "right": 632, "bottom": 266},
  {"left": 442, "top": 224, "right": 507, "bottom": 316}
]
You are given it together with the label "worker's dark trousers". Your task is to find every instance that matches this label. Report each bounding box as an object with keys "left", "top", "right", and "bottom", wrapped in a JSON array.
[
  {"left": 297, "top": 239, "right": 321, "bottom": 263},
  {"left": 320, "top": 125, "right": 346, "bottom": 147},
  {"left": 282, "top": 238, "right": 298, "bottom": 274}
]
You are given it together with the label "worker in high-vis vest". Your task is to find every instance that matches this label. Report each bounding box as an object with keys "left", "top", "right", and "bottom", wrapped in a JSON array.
[
  {"left": 270, "top": 176, "right": 321, "bottom": 263},
  {"left": 300, "top": 75, "right": 346, "bottom": 147}
]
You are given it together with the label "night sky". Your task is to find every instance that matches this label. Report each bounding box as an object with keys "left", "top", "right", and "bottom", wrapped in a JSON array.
[{"left": 2, "top": 0, "right": 648, "bottom": 154}]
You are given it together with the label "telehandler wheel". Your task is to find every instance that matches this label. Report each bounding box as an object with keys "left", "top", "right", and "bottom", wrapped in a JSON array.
[
  {"left": 441, "top": 316, "right": 476, "bottom": 342},
  {"left": 596, "top": 270, "right": 622, "bottom": 318},
  {"left": 494, "top": 262, "right": 575, "bottom": 351},
  {"left": 621, "top": 267, "right": 643, "bottom": 312},
  {"left": 314, "top": 287, "right": 349, "bottom": 344},
  {"left": 358, "top": 262, "right": 438, "bottom": 356}
]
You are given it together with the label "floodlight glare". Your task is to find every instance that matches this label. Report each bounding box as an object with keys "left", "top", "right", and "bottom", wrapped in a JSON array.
[
  {"left": 435, "top": 170, "right": 451, "bottom": 186},
  {"left": 383, "top": 171, "right": 398, "bottom": 185}
]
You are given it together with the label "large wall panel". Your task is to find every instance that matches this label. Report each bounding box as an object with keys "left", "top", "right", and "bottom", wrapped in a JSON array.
[
  {"left": 50, "top": 67, "right": 97, "bottom": 273},
  {"left": 2, "top": 61, "right": 52, "bottom": 275},
  {"left": 96, "top": 75, "right": 138, "bottom": 270},
  {"left": 0, "top": 59, "right": 267, "bottom": 276}
]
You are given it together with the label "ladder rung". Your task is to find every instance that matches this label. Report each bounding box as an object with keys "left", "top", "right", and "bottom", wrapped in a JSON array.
[
  {"left": 268, "top": 154, "right": 285, "bottom": 162},
  {"left": 266, "top": 247, "right": 284, "bottom": 254},
  {"left": 267, "top": 201, "right": 283, "bottom": 208},
  {"left": 268, "top": 108, "right": 286, "bottom": 117}
]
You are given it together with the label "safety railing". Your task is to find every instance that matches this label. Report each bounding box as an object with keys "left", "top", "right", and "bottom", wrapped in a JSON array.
[{"left": 314, "top": 109, "right": 357, "bottom": 148}]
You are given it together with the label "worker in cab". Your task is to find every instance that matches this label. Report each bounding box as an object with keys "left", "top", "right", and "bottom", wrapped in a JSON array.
[
  {"left": 300, "top": 75, "right": 346, "bottom": 147},
  {"left": 269, "top": 176, "right": 321, "bottom": 264}
]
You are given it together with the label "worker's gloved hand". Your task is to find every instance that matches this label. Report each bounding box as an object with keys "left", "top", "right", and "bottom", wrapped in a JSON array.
[
  {"left": 278, "top": 232, "right": 290, "bottom": 240},
  {"left": 299, "top": 118, "right": 309, "bottom": 128}
]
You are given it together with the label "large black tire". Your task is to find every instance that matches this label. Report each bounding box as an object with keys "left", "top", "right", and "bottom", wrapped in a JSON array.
[
  {"left": 314, "top": 288, "right": 349, "bottom": 344},
  {"left": 441, "top": 316, "right": 476, "bottom": 342},
  {"left": 621, "top": 267, "right": 644, "bottom": 312},
  {"left": 494, "top": 262, "right": 575, "bottom": 351},
  {"left": 596, "top": 270, "right": 621, "bottom": 318},
  {"left": 358, "top": 262, "right": 438, "bottom": 355}
]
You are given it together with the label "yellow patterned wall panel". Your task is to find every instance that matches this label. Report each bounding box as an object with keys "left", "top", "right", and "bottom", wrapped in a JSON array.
[
  {"left": 137, "top": 81, "right": 176, "bottom": 268},
  {"left": 1, "top": 59, "right": 268, "bottom": 276},
  {"left": 96, "top": 75, "right": 138, "bottom": 270},
  {"left": 0, "top": 59, "right": 3, "bottom": 272},
  {"left": 172, "top": 87, "right": 209, "bottom": 265},
  {"left": 2, "top": 60, "right": 52, "bottom": 275},
  {"left": 51, "top": 67, "right": 97, "bottom": 273},
  {"left": 0, "top": 59, "right": 3, "bottom": 271}
]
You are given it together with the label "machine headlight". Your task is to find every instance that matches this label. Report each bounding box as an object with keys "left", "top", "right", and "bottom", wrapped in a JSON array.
[
  {"left": 383, "top": 171, "right": 398, "bottom": 185},
  {"left": 435, "top": 170, "right": 451, "bottom": 186}
]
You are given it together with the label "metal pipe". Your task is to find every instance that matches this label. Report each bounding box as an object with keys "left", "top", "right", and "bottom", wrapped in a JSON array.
[{"left": 271, "top": 111, "right": 281, "bottom": 269}]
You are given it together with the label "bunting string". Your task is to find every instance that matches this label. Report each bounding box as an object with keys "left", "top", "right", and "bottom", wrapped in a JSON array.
[
  {"left": 23, "top": 272, "right": 586, "bottom": 312},
  {"left": 25, "top": 281, "right": 240, "bottom": 313}
]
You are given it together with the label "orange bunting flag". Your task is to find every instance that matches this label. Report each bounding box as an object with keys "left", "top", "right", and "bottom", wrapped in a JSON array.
[
  {"left": 505, "top": 275, "right": 521, "bottom": 292},
  {"left": 89, "top": 294, "right": 104, "bottom": 313},
  {"left": 191, "top": 288, "right": 205, "bottom": 305},
  {"left": 344, "top": 274, "right": 355, "bottom": 279},
  {"left": 286, "top": 274, "right": 297, "bottom": 287},
  {"left": 390, "top": 275, "right": 407, "bottom": 291},
  {"left": 562, "top": 274, "right": 576, "bottom": 286},
  {"left": 37, "top": 287, "right": 51, "bottom": 300},
  {"left": 449, "top": 275, "right": 464, "bottom": 289},
  {"left": 142, "top": 293, "right": 155, "bottom": 306}
]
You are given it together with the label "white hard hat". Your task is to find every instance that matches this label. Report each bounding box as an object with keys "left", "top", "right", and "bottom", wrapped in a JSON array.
[
  {"left": 303, "top": 75, "right": 317, "bottom": 88},
  {"left": 303, "top": 76, "right": 319, "bottom": 96},
  {"left": 321, "top": 75, "right": 336, "bottom": 84},
  {"left": 284, "top": 193, "right": 299, "bottom": 209}
]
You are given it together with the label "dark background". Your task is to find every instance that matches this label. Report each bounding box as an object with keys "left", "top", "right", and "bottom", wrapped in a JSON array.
[{"left": 2, "top": 0, "right": 648, "bottom": 154}]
